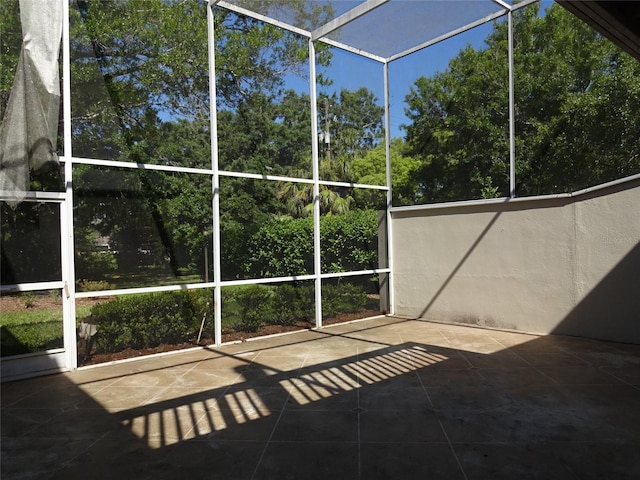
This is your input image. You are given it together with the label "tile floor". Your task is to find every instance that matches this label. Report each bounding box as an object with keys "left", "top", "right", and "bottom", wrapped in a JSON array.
[{"left": 2, "top": 316, "right": 640, "bottom": 479}]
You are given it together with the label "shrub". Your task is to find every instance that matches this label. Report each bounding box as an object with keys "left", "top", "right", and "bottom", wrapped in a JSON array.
[
  {"left": 87, "top": 282, "right": 367, "bottom": 354},
  {"left": 22, "top": 293, "right": 36, "bottom": 309},
  {"left": 320, "top": 210, "right": 378, "bottom": 273},
  {"left": 234, "top": 285, "right": 274, "bottom": 332},
  {"left": 74, "top": 228, "right": 118, "bottom": 280},
  {"left": 322, "top": 282, "right": 367, "bottom": 318},
  {"left": 243, "top": 209, "right": 379, "bottom": 278},
  {"left": 225, "top": 282, "right": 366, "bottom": 332},
  {"left": 90, "top": 290, "right": 211, "bottom": 353},
  {"left": 272, "top": 283, "right": 315, "bottom": 325},
  {"left": 243, "top": 218, "right": 314, "bottom": 278}
]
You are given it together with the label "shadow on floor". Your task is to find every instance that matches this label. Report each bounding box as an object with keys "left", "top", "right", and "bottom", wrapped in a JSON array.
[{"left": 2, "top": 317, "right": 640, "bottom": 479}]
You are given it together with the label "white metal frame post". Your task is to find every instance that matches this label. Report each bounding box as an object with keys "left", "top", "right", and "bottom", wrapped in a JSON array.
[
  {"left": 508, "top": 10, "right": 516, "bottom": 198},
  {"left": 309, "top": 39, "right": 323, "bottom": 329},
  {"left": 208, "top": 1, "right": 222, "bottom": 345},
  {"left": 383, "top": 61, "right": 394, "bottom": 315},
  {"left": 61, "top": 0, "right": 78, "bottom": 370}
]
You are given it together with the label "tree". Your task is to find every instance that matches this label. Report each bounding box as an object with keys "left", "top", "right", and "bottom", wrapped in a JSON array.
[
  {"left": 65, "top": 0, "right": 334, "bottom": 281},
  {"left": 0, "top": 0, "right": 22, "bottom": 119},
  {"left": 404, "top": 30, "right": 510, "bottom": 201},
  {"left": 403, "top": 3, "right": 640, "bottom": 202},
  {"left": 510, "top": 4, "right": 640, "bottom": 194},
  {"left": 276, "top": 87, "right": 385, "bottom": 217},
  {"left": 351, "top": 138, "right": 422, "bottom": 207},
  {"left": 318, "top": 88, "right": 385, "bottom": 173},
  {"left": 1, "top": 201, "right": 61, "bottom": 284},
  {"left": 72, "top": 117, "right": 215, "bottom": 280}
]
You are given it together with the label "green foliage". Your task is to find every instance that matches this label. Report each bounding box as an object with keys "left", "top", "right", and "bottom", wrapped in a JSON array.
[
  {"left": 22, "top": 293, "right": 36, "bottom": 309},
  {"left": 233, "top": 285, "right": 274, "bottom": 332},
  {"left": 403, "top": 3, "right": 640, "bottom": 202},
  {"left": 351, "top": 138, "right": 422, "bottom": 206},
  {"left": 243, "top": 209, "right": 378, "bottom": 278},
  {"left": 90, "top": 290, "right": 212, "bottom": 353},
  {"left": 322, "top": 283, "right": 367, "bottom": 318},
  {"left": 220, "top": 177, "right": 283, "bottom": 280},
  {"left": 214, "top": 6, "right": 334, "bottom": 109},
  {"left": 0, "top": 0, "right": 21, "bottom": 119},
  {"left": 223, "top": 281, "right": 365, "bottom": 332},
  {"left": 508, "top": 4, "right": 640, "bottom": 194},
  {"left": 244, "top": 217, "right": 314, "bottom": 278},
  {"left": 66, "top": 1, "right": 334, "bottom": 283},
  {"left": 1, "top": 202, "right": 61, "bottom": 284},
  {"left": 0, "top": 293, "right": 70, "bottom": 356},
  {"left": 272, "top": 283, "right": 315, "bottom": 325},
  {"left": 274, "top": 87, "right": 385, "bottom": 217},
  {"left": 74, "top": 228, "right": 118, "bottom": 280},
  {"left": 320, "top": 210, "right": 378, "bottom": 273},
  {"left": 73, "top": 165, "right": 214, "bottom": 279},
  {"left": 221, "top": 283, "right": 315, "bottom": 331},
  {"left": 404, "top": 41, "right": 510, "bottom": 202},
  {"left": 318, "top": 88, "right": 385, "bottom": 166},
  {"left": 0, "top": 303, "right": 91, "bottom": 329}
]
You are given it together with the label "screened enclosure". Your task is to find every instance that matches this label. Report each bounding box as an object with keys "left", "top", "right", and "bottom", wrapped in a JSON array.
[{"left": 1, "top": 0, "right": 638, "bottom": 379}]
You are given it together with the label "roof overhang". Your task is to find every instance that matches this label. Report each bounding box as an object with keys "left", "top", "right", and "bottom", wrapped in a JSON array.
[{"left": 557, "top": 1, "right": 640, "bottom": 61}]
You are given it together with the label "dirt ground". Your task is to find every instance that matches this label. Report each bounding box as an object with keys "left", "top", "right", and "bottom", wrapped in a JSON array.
[
  {"left": 0, "top": 293, "right": 108, "bottom": 312},
  {"left": 79, "top": 309, "right": 382, "bottom": 366}
]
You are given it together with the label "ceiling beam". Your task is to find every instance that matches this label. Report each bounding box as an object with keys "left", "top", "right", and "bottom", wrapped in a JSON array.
[
  {"left": 217, "top": 1, "right": 311, "bottom": 38},
  {"left": 311, "top": 0, "right": 389, "bottom": 41}
]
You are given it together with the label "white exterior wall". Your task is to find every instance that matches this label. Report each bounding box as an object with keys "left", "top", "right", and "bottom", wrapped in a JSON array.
[{"left": 391, "top": 178, "right": 640, "bottom": 343}]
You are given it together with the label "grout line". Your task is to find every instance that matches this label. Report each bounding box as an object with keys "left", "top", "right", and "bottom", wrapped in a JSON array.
[
  {"left": 414, "top": 349, "right": 469, "bottom": 480},
  {"left": 490, "top": 337, "right": 563, "bottom": 386},
  {"left": 597, "top": 366, "right": 633, "bottom": 386},
  {"left": 44, "top": 431, "right": 112, "bottom": 480},
  {"left": 491, "top": 334, "right": 640, "bottom": 390},
  {"left": 357, "top": 348, "right": 362, "bottom": 480},
  {"left": 249, "top": 354, "right": 306, "bottom": 480},
  {"left": 147, "top": 355, "right": 224, "bottom": 408},
  {"left": 263, "top": 439, "right": 360, "bottom": 445},
  {"left": 11, "top": 406, "right": 68, "bottom": 438}
]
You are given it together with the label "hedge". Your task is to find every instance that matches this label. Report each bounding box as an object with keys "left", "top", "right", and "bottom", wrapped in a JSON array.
[
  {"left": 243, "top": 209, "right": 379, "bottom": 278},
  {"left": 88, "top": 282, "right": 369, "bottom": 352},
  {"left": 90, "top": 290, "right": 212, "bottom": 353}
]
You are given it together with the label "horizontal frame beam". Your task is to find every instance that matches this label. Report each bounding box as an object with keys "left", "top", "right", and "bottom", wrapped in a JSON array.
[
  {"left": 67, "top": 157, "right": 389, "bottom": 191},
  {"left": 217, "top": 1, "right": 311, "bottom": 38},
  {"left": 1, "top": 281, "right": 65, "bottom": 293},
  {"left": 73, "top": 268, "right": 392, "bottom": 299},
  {"left": 311, "top": 0, "right": 389, "bottom": 41}
]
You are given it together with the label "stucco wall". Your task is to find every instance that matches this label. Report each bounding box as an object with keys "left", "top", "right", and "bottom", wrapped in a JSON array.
[{"left": 391, "top": 177, "right": 640, "bottom": 343}]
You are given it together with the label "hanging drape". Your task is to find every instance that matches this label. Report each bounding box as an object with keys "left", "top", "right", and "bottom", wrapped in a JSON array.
[{"left": 0, "top": 0, "right": 63, "bottom": 205}]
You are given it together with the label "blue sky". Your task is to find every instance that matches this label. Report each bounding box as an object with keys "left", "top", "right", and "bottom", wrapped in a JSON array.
[
  {"left": 282, "top": 20, "right": 495, "bottom": 140},
  {"left": 281, "top": 0, "right": 553, "bottom": 140}
]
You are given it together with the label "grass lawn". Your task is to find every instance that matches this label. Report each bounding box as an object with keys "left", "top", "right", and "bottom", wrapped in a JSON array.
[
  {"left": 1, "top": 305, "right": 93, "bottom": 356},
  {"left": 80, "top": 268, "right": 203, "bottom": 292}
]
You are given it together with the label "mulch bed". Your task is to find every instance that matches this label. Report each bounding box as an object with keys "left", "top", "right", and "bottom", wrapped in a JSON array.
[{"left": 79, "top": 310, "right": 383, "bottom": 366}]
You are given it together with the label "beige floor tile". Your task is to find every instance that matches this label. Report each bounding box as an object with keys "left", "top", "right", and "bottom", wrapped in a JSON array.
[{"left": 2, "top": 317, "right": 639, "bottom": 480}]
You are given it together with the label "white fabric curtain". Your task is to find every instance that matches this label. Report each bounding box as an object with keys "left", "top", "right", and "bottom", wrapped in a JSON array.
[{"left": 0, "top": 0, "right": 63, "bottom": 204}]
